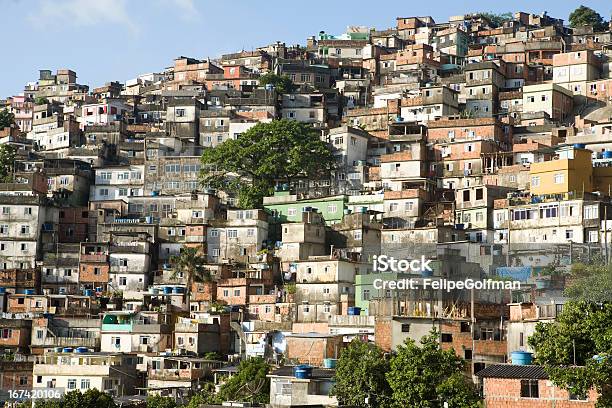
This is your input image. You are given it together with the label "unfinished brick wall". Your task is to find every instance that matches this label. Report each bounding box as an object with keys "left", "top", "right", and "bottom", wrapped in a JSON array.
[
  {"left": 483, "top": 378, "right": 598, "bottom": 408},
  {"left": 374, "top": 318, "right": 392, "bottom": 352}
]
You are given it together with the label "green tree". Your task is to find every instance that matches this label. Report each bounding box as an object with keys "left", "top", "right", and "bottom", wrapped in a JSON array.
[
  {"left": 386, "top": 331, "right": 481, "bottom": 408},
  {"left": 0, "top": 108, "right": 14, "bottom": 129},
  {"left": 170, "top": 246, "right": 209, "bottom": 308},
  {"left": 564, "top": 262, "right": 612, "bottom": 302},
  {"left": 332, "top": 339, "right": 392, "bottom": 407},
  {"left": 185, "top": 383, "right": 220, "bottom": 408},
  {"left": 146, "top": 395, "right": 177, "bottom": 408},
  {"left": 569, "top": 6, "right": 608, "bottom": 31},
  {"left": 218, "top": 357, "right": 270, "bottom": 404},
  {"left": 200, "top": 119, "right": 335, "bottom": 208},
  {"left": 0, "top": 141, "right": 16, "bottom": 183},
  {"left": 528, "top": 301, "right": 612, "bottom": 407},
  {"left": 35, "top": 389, "right": 117, "bottom": 408},
  {"left": 475, "top": 12, "right": 513, "bottom": 28},
  {"left": 258, "top": 73, "right": 295, "bottom": 94},
  {"left": 34, "top": 96, "right": 49, "bottom": 105}
]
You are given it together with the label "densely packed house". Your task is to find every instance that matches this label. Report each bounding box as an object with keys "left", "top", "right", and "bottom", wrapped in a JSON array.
[{"left": 1, "top": 9, "right": 611, "bottom": 407}]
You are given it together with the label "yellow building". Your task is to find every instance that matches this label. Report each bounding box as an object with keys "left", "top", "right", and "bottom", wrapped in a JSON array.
[{"left": 529, "top": 146, "right": 593, "bottom": 195}]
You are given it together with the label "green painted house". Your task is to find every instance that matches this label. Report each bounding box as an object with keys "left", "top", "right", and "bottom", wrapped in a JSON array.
[{"left": 263, "top": 190, "right": 347, "bottom": 225}]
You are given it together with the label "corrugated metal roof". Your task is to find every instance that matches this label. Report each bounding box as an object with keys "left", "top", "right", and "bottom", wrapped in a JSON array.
[{"left": 476, "top": 364, "right": 548, "bottom": 379}]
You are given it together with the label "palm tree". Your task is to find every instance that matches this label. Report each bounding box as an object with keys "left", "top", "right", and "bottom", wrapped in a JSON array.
[{"left": 170, "top": 246, "right": 210, "bottom": 310}]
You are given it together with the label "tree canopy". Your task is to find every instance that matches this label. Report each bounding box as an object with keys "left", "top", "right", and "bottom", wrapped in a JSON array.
[
  {"left": 529, "top": 301, "right": 612, "bottom": 407},
  {"left": 564, "top": 261, "right": 612, "bottom": 302},
  {"left": 332, "top": 339, "right": 392, "bottom": 407},
  {"left": 386, "top": 331, "right": 481, "bottom": 408},
  {"left": 170, "top": 246, "right": 209, "bottom": 305},
  {"left": 34, "top": 389, "right": 117, "bottom": 408},
  {"left": 0, "top": 144, "right": 16, "bottom": 183},
  {"left": 475, "top": 12, "right": 513, "bottom": 28},
  {"left": 146, "top": 395, "right": 177, "bottom": 408},
  {"left": 0, "top": 109, "right": 15, "bottom": 129},
  {"left": 217, "top": 357, "right": 271, "bottom": 403},
  {"left": 258, "top": 73, "right": 295, "bottom": 94},
  {"left": 569, "top": 6, "right": 608, "bottom": 32},
  {"left": 200, "top": 119, "right": 335, "bottom": 208}
]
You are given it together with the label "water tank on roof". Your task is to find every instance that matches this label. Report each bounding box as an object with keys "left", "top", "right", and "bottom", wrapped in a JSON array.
[
  {"left": 574, "top": 143, "right": 586, "bottom": 149},
  {"left": 511, "top": 351, "right": 533, "bottom": 365}
]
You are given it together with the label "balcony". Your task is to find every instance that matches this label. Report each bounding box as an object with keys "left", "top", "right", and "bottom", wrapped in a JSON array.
[
  {"left": 80, "top": 254, "right": 109, "bottom": 263},
  {"left": 148, "top": 368, "right": 205, "bottom": 381},
  {"left": 40, "top": 336, "right": 98, "bottom": 348},
  {"left": 101, "top": 323, "right": 133, "bottom": 332}
]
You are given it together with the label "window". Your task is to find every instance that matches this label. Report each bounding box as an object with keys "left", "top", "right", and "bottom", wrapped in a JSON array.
[
  {"left": 324, "top": 304, "right": 331, "bottom": 313},
  {"left": 227, "top": 229, "right": 238, "bottom": 238},
  {"left": 584, "top": 205, "right": 599, "bottom": 219},
  {"left": 140, "top": 336, "right": 149, "bottom": 345},
  {"left": 405, "top": 201, "right": 414, "bottom": 211},
  {"left": 175, "top": 108, "right": 186, "bottom": 117},
  {"left": 1, "top": 207, "right": 9, "bottom": 214},
  {"left": 67, "top": 379, "right": 77, "bottom": 390},
  {"left": 441, "top": 333, "right": 453, "bottom": 342},
  {"left": 247, "top": 228, "right": 255, "bottom": 237},
  {"left": 211, "top": 248, "right": 220, "bottom": 257},
  {"left": 354, "top": 230, "right": 362, "bottom": 240},
  {"left": 327, "top": 205, "right": 337, "bottom": 213},
  {"left": 0, "top": 225, "right": 8, "bottom": 235},
  {"left": 223, "top": 289, "right": 229, "bottom": 297},
  {"left": 401, "top": 324, "right": 410, "bottom": 333},
  {"left": 520, "top": 379, "right": 539, "bottom": 398},
  {"left": 234, "top": 289, "right": 240, "bottom": 296},
  {"left": 566, "top": 230, "right": 574, "bottom": 240},
  {"left": 363, "top": 289, "right": 370, "bottom": 300},
  {"left": 464, "top": 349, "right": 473, "bottom": 360},
  {"left": 539, "top": 204, "right": 558, "bottom": 219},
  {"left": 80, "top": 379, "right": 90, "bottom": 389},
  {"left": 287, "top": 208, "right": 297, "bottom": 216},
  {"left": 24, "top": 207, "right": 32, "bottom": 215},
  {"left": 531, "top": 176, "right": 540, "bottom": 187},
  {"left": 554, "top": 173, "right": 565, "bottom": 184},
  {"left": 461, "top": 322, "right": 470, "bottom": 332},
  {"left": 20, "top": 225, "right": 30, "bottom": 235}
]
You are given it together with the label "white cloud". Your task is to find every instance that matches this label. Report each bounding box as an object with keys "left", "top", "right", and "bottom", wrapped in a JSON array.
[{"left": 27, "top": 0, "right": 139, "bottom": 35}]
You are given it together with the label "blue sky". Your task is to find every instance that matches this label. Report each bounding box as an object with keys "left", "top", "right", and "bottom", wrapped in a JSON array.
[{"left": 1, "top": 0, "right": 611, "bottom": 98}]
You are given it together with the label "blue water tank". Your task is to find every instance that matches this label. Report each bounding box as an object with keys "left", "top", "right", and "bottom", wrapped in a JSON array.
[
  {"left": 75, "top": 347, "right": 89, "bottom": 353},
  {"left": 574, "top": 143, "right": 586, "bottom": 149},
  {"left": 24, "top": 289, "right": 35, "bottom": 295},
  {"left": 173, "top": 287, "right": 185, "bottom": 294},
  {"left": 0, "top": 287, "right": 5, "bottom": 294},
  {"left": 421, "top": 268, "right": 434, "bottom": 278},
  {"left": 163, "top": 287, "right": 173, "bottom": 294},
  {"left": 603, "top": 151, "right": 612, "bottom": 159},
  {"left": 323, "top": 358, "right": 337, "bottom": 368},
  {"left": 62, "top": 347, "right": 73, "bottom": 353},
  {"left": 347, "top": 307, "right": 361, "bottom": 316},
  {"left": 294, "top": 365, "right": 313, "bottom": 379},
  {"left": 511, "top": 351, "right": 533, "bottom": 365},
  {"left": 151, "top": 191, "right": 159, "bottom": 197}
]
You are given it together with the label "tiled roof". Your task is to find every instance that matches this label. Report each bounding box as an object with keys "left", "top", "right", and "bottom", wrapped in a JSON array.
[{"left": 476, "top": 364, "right": 548, "bottom": 379}]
